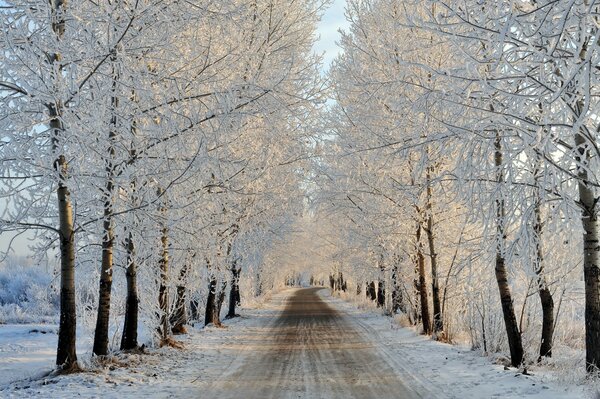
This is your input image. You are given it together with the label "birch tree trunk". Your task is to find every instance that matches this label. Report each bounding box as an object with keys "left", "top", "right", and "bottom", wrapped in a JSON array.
[
  {"left": 416, "top": 220, "right": 431, "bottom": 334},
  {"left": 391, "top": 261, "right": 403, "bottom": 314},
  {"left": 574, "top": 130, "right": 600, "bottom": 372},
  {"left": 121, "top": 115, "right": 140, "bottom": 350},
  {"left": 216, "top": 281, "right": 227, "bottom": 320},
  {"left": 121, "top": 231, "right": 139, "bottom": 350},
  {"left": 50, "top": 0, "right": 78, "bottom": 370},
  {"left": 377, "top": 255, "right": 385, "bottom": 308},
  {"left": 532, "top": 157, "right": 554, "bottom": 360},
  {"left": 494, "top": 133, "right": 524, "bottom": 367},
  {"left": 93, "top": 54, "right": 119, "bottom": 357},
  {"left": 158, "top": 193, "right": 170, "bottom": 342},
  {"left": 574, "top": 26, "right": 600, "bottom": 371},
  {"left": 205, "top": 275, "right": 222, "bottom": 327},
  {"left": 227, "top": 261, "right": 241, "bottom": 319},
  {"left": 425, "top": 166, "right": 443, "bottom": 334},
  {"left": 55, "top": 153, "right": 78, "bottom": 369},
  {"left": 171, "top": 263, "right": 189, "bottom": 334}
]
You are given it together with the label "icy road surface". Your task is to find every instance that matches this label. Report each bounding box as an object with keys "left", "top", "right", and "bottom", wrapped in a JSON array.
[{"left": 205, "top": 287, "right": 425, "bottom": 399}]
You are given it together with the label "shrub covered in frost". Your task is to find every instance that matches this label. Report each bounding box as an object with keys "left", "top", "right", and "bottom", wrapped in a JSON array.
[{"left": 0, "top": 261, "right": 58, "bottom": 324}]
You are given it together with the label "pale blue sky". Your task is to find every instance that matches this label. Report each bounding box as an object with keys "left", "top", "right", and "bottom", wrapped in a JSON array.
[{"left": 314, "top": 0, "right": 349, "bottom": 70}]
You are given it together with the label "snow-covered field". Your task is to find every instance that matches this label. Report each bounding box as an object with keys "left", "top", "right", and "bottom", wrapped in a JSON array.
[
  {"left": 0, "top": 324, "right": 59, "bottom": 386},
  {"left": 0, "top": 288, "right": 593, "bottom": 398}
]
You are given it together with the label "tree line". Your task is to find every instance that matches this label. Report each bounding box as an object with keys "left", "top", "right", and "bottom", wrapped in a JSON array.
[
  {"left": 0, "top": 0, "right": 325, "bottom": 371},
  {"left": 318, "top": 0, "right": 600, "bottom": 374}
]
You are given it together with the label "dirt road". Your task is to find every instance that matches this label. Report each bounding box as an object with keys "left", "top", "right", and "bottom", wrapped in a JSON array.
[{"left": 207, "top": 287, "right": 424, "bottom": 398}]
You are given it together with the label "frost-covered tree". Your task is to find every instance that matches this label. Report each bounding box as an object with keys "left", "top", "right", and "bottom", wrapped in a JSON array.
[
  {"left": 324, "top": 0, "right": 593, "bottom": 373},
  {"left": 1, "top": 0, "right": 325, "bottom": 368}
]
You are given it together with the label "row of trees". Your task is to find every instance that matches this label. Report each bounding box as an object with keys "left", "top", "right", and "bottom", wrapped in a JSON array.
[
  {"left": 0, "top": 0, "right": 325, "bottom": 370},
  {"left": 318, "top": 0, "right": 600, "bottom": 373}
]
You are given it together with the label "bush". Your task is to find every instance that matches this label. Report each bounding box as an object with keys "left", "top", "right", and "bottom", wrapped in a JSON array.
[{"left": 0, "top": 261, "right": 59, "bottom": 324}]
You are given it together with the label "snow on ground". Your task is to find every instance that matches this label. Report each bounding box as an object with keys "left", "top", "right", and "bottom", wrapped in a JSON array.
[
  {"left": 0, "top": 324, "right": 58, "bottom": 386},
  {"left": 0, "top": 291, "right": 292, "bottom": 398},
  {"left": 0, "top": 288, "right": 595, "bottom": 398}
]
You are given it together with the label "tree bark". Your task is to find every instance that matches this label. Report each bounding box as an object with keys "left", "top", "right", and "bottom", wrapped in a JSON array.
[
  {"left": 416, "top": 221, "right": 431, "bottom": 335},
  {"left": 171, "top": 264, "right": 189, "bottom": 335},
  {"left": 377, "top": 280, "right": 385, "bottom": 308},
  {"left": 227, "top": 261, "right": 241, "bottom": 319},
  {"left": 376, "top": 255, "right": 385, "bottom": 307},
  {"left": 391, "top": 262, "right": 403, "bottom": 313},
  {"left": 55, "top": 155, "right": 78, "bottom": 369},
  {"left": 494, "top": 133, "right": 524, "bottom": 367},
  {"left": 532, "top": 157, "right": 554, "bottom": 360},
  {"left": 121, "top": 104, "right": 140, "bottom": 351},
  {"left": 216, "top": 281, "right": 227, "bottom": 318},
  {"left": 49, "top": 0, "right": 78, "bottom": 371},
  {"left": 121, "top": 232, "right": 139, "bottom": 350},
  {"left": 92, "top": 47, "right": 121, "bottom": 356},
  {"left": 574, "top": 131, "right": 600, "bottom": 372},
  {"left": 157, "top": 211, "right": 169, "bottom": 341},
  {"left": 425, "top": 167, "right": 443, "bottom": 334},
  {"left": 205, "top": 276, "right": 223, "bottom": 327},
  {"left": 367, "top": 281, "right": 377, "bottom": 301},
  {"left": 92, "top": 167, "right": 116, "bottom": 356}
]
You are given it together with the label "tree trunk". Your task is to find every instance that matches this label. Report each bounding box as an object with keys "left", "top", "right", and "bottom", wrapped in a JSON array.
[
  {"left": 92, "top": 50, "right": 119, "bottom": 357},
  {"left": 157, "top": 215, "right": 169, "bottom": 341},
  {"left": 376, "top": 255, "right": 385, "bottom": 307},
  {"left": 92, "top": 189, "right": 115, "bottom": 356},
  {"left": 49, "top": 0, "right": 77, "bottom": 371},
  {"left": 339, "top": 272, "right": 347, "bottom": 292},
  {"left": 538, "top": 287, "right": 554, "bottom": 359},
  {"left": 205, "top": 276, "right": 220, "bottom": 327},
  {"left": 255, "top": 272, "right": 262, "bottom": 297},
  {"left": 413, "top": 261, "right": 421, "bottom": 324},
  {"left": 391, "top": 263, "right": 403, "bottom": 314},
  {"left": 227, "top": 261, "right": 241, "bottom": 319},
  {"left": 55, "top": 155, "right": 78, "bottom": 369},
  {"left": 532, "top": 158, "right": 554, "bottom": 361},
  {"left": 574, "top": 131, "right": 600, "bottom": 372},
  {"left": 377, "top": 280, "right": 385, "bottom": 308},
  {"left": 416, "top": 221, "right": 431, "bottom": 335},
  {"left": 216, "top": 281, "right": 227, "bottom": 318},
  {"left": 121, "top": 232, "right": 139, "bottom": 350},
  {"left": 425, "top": 167, "right": 443, "bottom": 334},
  {"left": 494, "top": 133, "right": 524, "bottom": 367},
  {"left": 171, "top": 264, "right": 189, "bottom": 335},
  {"left": 367, "top": 281, "right": 376, "bottom": 301}
]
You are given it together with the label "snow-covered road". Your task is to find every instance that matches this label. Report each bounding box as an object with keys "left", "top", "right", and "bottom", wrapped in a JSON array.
[
  {"left": 204, "top": 287, "right": 424, "bottom": 398},
  {"left": 1, "top": 287, "right": 589, "bottom": 398}
]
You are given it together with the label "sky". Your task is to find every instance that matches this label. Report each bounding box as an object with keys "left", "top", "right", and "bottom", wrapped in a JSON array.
[{"left": 314, "top": 0, "right": 350, "bottom": 71}]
